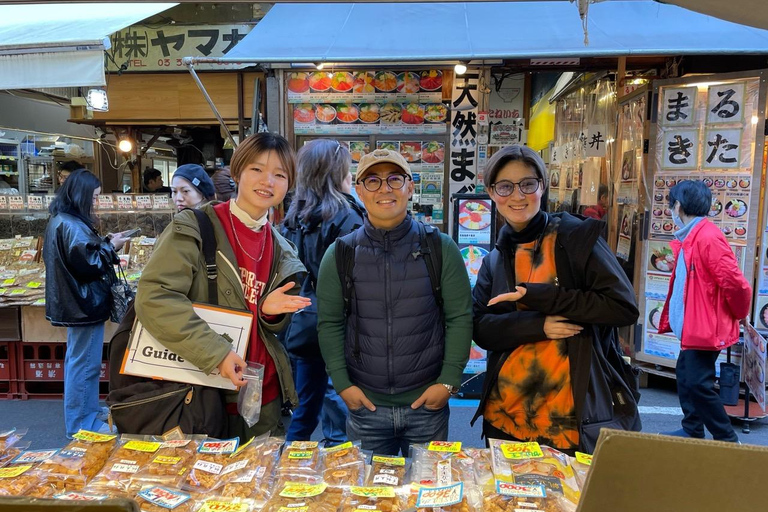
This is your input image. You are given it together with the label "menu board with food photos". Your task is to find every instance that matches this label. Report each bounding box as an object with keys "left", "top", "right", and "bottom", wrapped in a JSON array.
[
  {"left": 638, "top": 73, "right": 765, "bottom": 367},
  {"left": 290, "top": 69, "right": 448, "bottom": 136}
]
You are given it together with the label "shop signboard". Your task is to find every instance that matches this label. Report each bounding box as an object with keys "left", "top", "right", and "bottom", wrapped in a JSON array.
[
  {"left": 107, "top": 24, "right": 253, "bottom": 72},
  {"left": 450, "top": 70, "right": 480, "bottom": 195},
  {"left": 742, "top": 322, "right": 766, "bottom": 412}
]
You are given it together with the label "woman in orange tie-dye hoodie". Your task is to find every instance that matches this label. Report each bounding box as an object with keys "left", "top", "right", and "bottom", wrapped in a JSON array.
[{"left": 470, "top": 145, "right": 640, "bottom": 455}]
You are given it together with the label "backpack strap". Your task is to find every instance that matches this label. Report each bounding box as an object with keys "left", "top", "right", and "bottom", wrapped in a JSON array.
[
  {"left": 335, "top": 230, "right": 361, "bottom": 361},
  {"left": 190, "top": 208, "right": 218, "bottom": 306},
  {"left": 417, "top": 222, "right": 444, "bottom": 311}
]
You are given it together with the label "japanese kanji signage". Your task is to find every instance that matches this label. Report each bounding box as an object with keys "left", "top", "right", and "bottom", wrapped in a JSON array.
[
  {"left": 660, "top": 86, "right": 697, "bottom": 126},
  {"left": 585, "top": 124, "right": 607, "bottom": 157},
  {"left": 107, "top": 25, "right": 253, "bottom": 72},
  {"left": 450, "top": 70, "right": 480, "bottom": 195},
  {"left": 703, "top": 128, "right": 742, "bottom": 169}
]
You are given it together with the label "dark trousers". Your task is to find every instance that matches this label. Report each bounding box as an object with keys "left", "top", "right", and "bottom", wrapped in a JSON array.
[{"left": 676, "top": 349, "right": 738, "bottom": 442}]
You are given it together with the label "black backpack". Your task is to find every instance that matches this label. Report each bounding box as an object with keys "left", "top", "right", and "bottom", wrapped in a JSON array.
[
  {"left": 335, "top": 222, "right": 443, "bottom": 362},
  {"left": 106, "top": 209, "right": 228, "bottom": 437}
]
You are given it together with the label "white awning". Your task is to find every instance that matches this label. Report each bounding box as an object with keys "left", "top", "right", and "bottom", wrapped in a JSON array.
[
  {"left": 0, "top": 2, "right": 177, "bottom": 90},
  {"left": 221, "top": 1, "right": 768, "bottom": 64}
]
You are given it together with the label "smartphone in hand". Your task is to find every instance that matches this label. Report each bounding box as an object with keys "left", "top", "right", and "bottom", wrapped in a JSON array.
[{"left": 122, "top": 228, "right": 141, "bottom": 238}]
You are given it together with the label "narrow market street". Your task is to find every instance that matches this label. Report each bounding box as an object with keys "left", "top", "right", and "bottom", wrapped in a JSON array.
[{"left": 3, "top": 377, "right": 766, "bottom": 449}]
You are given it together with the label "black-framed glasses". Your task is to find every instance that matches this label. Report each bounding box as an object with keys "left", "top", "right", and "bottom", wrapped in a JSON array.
[
  {"left": 491, "top": 178, "right": 541, "bottom": 197},
  {"left": 357, "top": 174, "right": 411, "bottom": 192}
]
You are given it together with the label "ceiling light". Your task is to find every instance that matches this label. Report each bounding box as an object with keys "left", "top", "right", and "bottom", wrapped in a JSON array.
[
  {"left": 118, "top": 139, "right": 133, "bottom": 153},
  {"left": 454, "top": 62, "right": 468, "bottom": 75},
  {"left": 316, "top": 62, "right": 325, "bottom": 70},
  {"left": 86, "top": 88, "right": 109, "bottom": 112}
]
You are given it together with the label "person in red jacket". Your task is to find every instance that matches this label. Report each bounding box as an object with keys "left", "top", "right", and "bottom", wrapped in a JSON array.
[{"left": 658, "top": 180, "right": 751, "bottom": 442}]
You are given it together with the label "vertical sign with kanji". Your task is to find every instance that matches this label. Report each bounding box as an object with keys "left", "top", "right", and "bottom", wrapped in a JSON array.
[
  {"left": 585, "top": 124, "right": 607, "bottom": 157},
  {"left": 660, "top": 87, "right": 697, "bottom": 126},
  {"left": 661, "top": 129, "right": 700, "bottom": 170},
  {"left": 450, "top": 71, "right": 480, "bottom": 195}
]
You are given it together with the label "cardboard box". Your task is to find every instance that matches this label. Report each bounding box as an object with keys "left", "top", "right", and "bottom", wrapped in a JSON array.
[{"left": 577, "top": 429, "right": 768, "bottom": 512}]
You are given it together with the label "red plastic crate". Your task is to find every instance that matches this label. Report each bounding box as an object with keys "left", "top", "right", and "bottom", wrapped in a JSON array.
[
  {"left": 18, "top": 342, "right": 109, "bottom": 399},
  {"left": 0, "top": 341, "right": 19, "bottom": 399}
]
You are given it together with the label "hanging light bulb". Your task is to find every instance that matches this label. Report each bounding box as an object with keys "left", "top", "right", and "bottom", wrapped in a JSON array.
[
  {"left": 454, "top": 62, "right": 468, "bottom": 75},
  {"left": 118, "top": 139, "right": 133, "bottom": 153}
]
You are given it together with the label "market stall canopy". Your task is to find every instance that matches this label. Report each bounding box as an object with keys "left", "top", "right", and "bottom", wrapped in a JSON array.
[
  {"left": 0, "top": 2, "right": 177, "bottom": 90},
  {"left": 659, "top": 0, "right": 768, "bottom": 31},
  {"left": 221, "top": 1, "right": 768, "bottom": 64}
]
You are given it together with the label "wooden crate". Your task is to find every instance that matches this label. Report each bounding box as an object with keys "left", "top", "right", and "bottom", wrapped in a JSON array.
[{"left": 20, "top": 306, "right": 118, "bottom": 343}]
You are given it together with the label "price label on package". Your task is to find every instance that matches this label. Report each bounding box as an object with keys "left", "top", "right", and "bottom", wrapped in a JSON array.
[
  {"left": 97, "top": 195, "right": 115, "bottom": 210},
  {"left": 199, "top": 502, "right": 250, "bottom": 512},
  {"left": 574, "top": 452, "right": 593, "bottom": 466},
  {"left": 193, "top": 459, "right": 223, "bottom": 475},
  {"left": 116, "top": 194, "right": 134, "bottom": 210},
  {"left": 500, "top": 442, "right": 544, "bottom": 460},
  {"left": 136, "top": 195, "right": 153, "bottom": 209},
  {"left": 111, "top": 461, "right": 140, "bottom": 474},
  {"left": 199, "top": 439, "right": 239, "bottom": 454},
  {"left": 152, "top": 194, "right": 171, "bottom": 210},
  {"left": 416, "top": 482, "right": 464, "bottom": 508},
  {"left": 72, "top": 430, "right": 117, "bottom": 443},
  {"left": 26, "top": 195, "right": 44, "bottom": 210},
  {"left": 124, "top": 440, "right": 162, "bottom": 453},
  {"left": 137, "top": 486, "right": 190, "bottom": 509},
  {"left": 428, "top": 441, "right": 462, "bottom": 453},
  {"left": 11, "top": 449, "right": 59, "bottom": 464},
  {"left": 495, "top": 482, "right": 547, "bottom": 498}
]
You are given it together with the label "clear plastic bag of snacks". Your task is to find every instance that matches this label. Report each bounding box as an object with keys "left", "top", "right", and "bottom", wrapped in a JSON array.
[
  {"left": 132, "top": 437, "right": 205, "bottom": 488},
  {"left": 339, "top": 485, "right": 406, "bottom": 512},
  {"left": 54, "top": 490, "right": 127, "bottom": 501},
  {"left": 410, "top": 442, "right": 481, "bottom": 486},
  {"left": 186, "top": 437, "right": 265, "bottom": 493},
  {"left": 488, "top": 439, "right": 580, "bottom": 505},
  {"left": 367, "top": 455, "right": 409, "bottom": 487},
  {"left": 483, "top": 481, "right": 573, "bottom": 512},
  {"left": 0, "top": 441, "right": 30, "bottom": 468},
  {"left": 405, "top": 482, "right": 483, "bottom": 512},
  {"left": 32, "top": 430, "right": 118, "bottom": 492},
  {"left": 0, "top": 429, "right": 28, "bottom": 462},
  {"left": 194, "top": 497, "right": 257, "bottom": 512},
  {"left": 135, "top": 484, "right": 198, "bottom": 512},
  {"left": 321, "top": 442, "right": 366, "bottom": 486},
  {"left": 463, "top": 448, "right": 493, "bottom": 487},
  {"left": 89, "top": 435, "right": 165, "bottom": 493},
  {"left": 238, "top": 363, "right": 264, "bottom": 428},
  {"left": 220, "top": 437, "right": 283, "bottom": 505},
  {"left": 569, "top": 452, "right": 592, "bottom": 491},
  {"left": 0, "top": 460, "right": 47, "bottom": 496},
  {"left": 276, "top": 441, "right": 322, "bottom": 477},
  {"left": 261, "top": 482, "right": 344, "bottom": 512}
]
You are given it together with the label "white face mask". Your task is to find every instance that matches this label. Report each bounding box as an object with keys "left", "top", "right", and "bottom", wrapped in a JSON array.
[{"left": 672, "top": 203, "right": 685, "bottom": 228}]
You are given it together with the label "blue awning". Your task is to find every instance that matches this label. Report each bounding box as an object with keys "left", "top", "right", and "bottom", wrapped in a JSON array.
[{"left": 222, "top": 1, "right": 768, "bottom": 64}]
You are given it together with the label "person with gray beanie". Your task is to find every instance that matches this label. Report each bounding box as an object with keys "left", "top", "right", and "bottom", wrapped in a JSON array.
[{"left": 171, "top": 163, "right": 216, "bottom": 211}]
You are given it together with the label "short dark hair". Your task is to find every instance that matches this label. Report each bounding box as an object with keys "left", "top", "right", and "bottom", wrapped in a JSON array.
[
  {"left": 143, "top": 167, "right": 162, "bottom": 186},
  {"left": 230, "top": 132, "right": 296, "bottom": 190},
  {"left": 598, "top": 184, "right": 609, "bottom": 198},
  {"left": 483, "top": 145, "right": 549, "bottom": 211},
  {"left": 49, "top": 168, "right": 101, "bottom": 221},
  {"left": 669, "top": 179, "right": 711, "bottom": 217}
]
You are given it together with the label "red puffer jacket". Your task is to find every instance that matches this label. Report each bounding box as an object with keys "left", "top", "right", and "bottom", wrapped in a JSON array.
[{"left": 658, "top": 219, "right": 751, "bottom": 350}]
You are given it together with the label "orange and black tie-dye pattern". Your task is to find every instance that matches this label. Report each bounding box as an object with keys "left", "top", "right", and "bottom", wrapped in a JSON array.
[{"left": 483, "top": 217, "right": 579, "bottom": 450}]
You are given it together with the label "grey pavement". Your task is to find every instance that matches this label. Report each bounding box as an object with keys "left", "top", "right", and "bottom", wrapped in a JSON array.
[{"left": 1, "top": 375, "right": 766, "bottom": 450}]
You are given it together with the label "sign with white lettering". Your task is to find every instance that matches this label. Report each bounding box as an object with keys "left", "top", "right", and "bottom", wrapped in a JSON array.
[{"left": 121, "top": 304, "right": 252, "bottom": 390}]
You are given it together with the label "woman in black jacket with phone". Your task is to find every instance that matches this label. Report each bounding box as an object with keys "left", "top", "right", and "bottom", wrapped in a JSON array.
[{"left": 44, "top": 169, "right": 128, "bottom": 437}]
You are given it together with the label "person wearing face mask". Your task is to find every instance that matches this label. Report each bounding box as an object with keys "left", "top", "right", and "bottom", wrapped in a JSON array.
[
  {"left": 658, "top": 180, "right": 751, "bottom": 442},
  {"left": 171, "top": 164, "right": 216, "bottom": 212},
  {"left": 471, "top": 145, "right": 640, "bottom": 455}
]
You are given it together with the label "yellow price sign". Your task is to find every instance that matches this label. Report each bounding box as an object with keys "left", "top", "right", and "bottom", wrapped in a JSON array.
[
  {"left": 0, "top": 465, "right": 32, "bottom": 478},
  {"left": 326, "top": 441, "right": 354, "bottom": 453},
  {"left": 428, "top": 441, "right": 462, "bottom": 453},
  {"left": 124, "top": 440, "right": 162, "bottom": 452},
  {"left": 152, "top": 456, "right": 182, "bottom": 465},
  {"left": 372, "top": 455, "right": 405, "bottom": 466},
  {"left": 198, "top": 502, "right": 250, "bottom": 512},
  {"left": 574, "top": 452, "right": 593, "bottom": 466},
  {"left": 500, "top": 442, "right": 544, "bottom": 460},
  {"left": 72, "top": 430, "right": 117, "bottom": 443},
  {"left": 279, "top": 483, "right": 328, "bottom": 498},
  {"left": 350, "top": 486, "right": 396, "bottom": 498}
]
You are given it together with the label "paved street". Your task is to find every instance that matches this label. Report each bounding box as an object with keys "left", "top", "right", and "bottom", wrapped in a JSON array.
[{"left": 1, "top": 375, "right": 766, "bottom": 450}]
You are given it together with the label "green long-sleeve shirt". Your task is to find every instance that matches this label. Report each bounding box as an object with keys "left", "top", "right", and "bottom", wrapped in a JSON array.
[{"left": 317, "top": 232, "right": 473, "bottom": 407}]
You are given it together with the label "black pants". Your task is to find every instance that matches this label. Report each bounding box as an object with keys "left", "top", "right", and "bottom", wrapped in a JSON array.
[
  {"left": 482, "top": 420, "right": 577, "bottom": 457},
  {"left": 676, "top": 349, "right": 738, "bottom": 442}
]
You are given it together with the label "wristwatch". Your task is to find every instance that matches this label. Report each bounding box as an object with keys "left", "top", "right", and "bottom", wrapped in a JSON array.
[{"left": 441, "top": 383, "right": 460, "bottom": 396}]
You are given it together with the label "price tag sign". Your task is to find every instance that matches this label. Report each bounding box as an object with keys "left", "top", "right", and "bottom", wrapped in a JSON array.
[
  {"left": 111, "top": 461, "right": 140, "bottom": 474},
  {"left": 136, "top": 195, "right": 153, "bottom": 209},
  {"left": 350, "top": 487, "right": 396, "bottom": 498},
  {"left": 574, "top": 452, "right": 593, "bottom": 466},
  {"left": 500, "top": 442, "right": 544, "bottom": 460},
  {"left": 8, "top": 196, "right": 24, "bottom": 210},
  {"left": 116, "top": 194, "right": 134, "bottom": 210},
  {"left": 428, "top": 441, "right": 462, "bottom": 453},
  {"left": 26, "top": 195, "right": 44, "bottom": 210},
  {"left": 153, "top": 455, "right": 182, "bottom": 465},
  {"left": 495, "top": 481, "right": 547, "bottom": 498},
  {"left": 11, "top": 449, "right": 59, "bottom": 464},
  {"left": 289, "top": 441, "right": 319, "bottom": 449},
  {"left": 279, "top": 483, "right": 327, "bottom": 498},
  {"left": 72, "top": 430, "right": 117, "bottom": 443},
  {"left": 199, "top": 439, "right": 239, "bottom": 454},
  {"left": 97, "top": 195, "right": 115, "bottom": 210},
  {"left": 326, "top": 441, "right": 353, "bottom": 453},
  {"left": 137, "top": 486, "right": 191, "bottom": 509},
  {"left": 288, "top": 450, "right": 313, "bottom": 460},
  {"left": 416, "top": 482, "right": 464, "bottom": 508},
  {"left": 0, "top": 465, "right": 32, "bottom": 478},
  {"left": 199, "top": 502, "right": 250, "bottom": 512},
  {"left": 124, "top": 440, "right": 162, "bottom": 453},
  {"left": 371, "top": 456, "right": 405, "bottom": 466},
  {"left": 152, "top": 194, "right": 171, "bottom": 210},
  {"left": 193, "top": 459, "right": 223, "bottom": 475}
]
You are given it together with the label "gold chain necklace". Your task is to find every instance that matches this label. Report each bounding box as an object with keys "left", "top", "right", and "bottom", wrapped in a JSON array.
[{"left": 229, "top": 207, "right": 268, "bottom": 263}]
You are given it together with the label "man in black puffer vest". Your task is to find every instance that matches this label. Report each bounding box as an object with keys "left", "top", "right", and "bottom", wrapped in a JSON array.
[{"left": 317, "top": 149, "right": 472, "bottom": 456}]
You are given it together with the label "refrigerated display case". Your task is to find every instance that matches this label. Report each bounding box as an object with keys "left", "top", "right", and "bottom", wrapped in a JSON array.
[{"left": 0, "top": 139, "right": 21, "bottom": 194}]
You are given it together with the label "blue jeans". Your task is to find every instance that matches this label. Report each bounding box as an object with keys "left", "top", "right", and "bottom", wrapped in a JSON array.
[
  {"left": 64, "top": 323, "right": 106, "bottom": 437},
  {"left": 347, "top": 404, "right": 450, "bottom": 456},
  {"left": 287, "top": 356, "right": 348, "bottom": 444}
]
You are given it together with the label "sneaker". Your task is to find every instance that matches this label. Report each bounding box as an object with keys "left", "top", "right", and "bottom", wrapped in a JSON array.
[
  {"left": 659, "top": 428, "right": 704, "bottom": 439},
  {"left": 96, "top": 422, "right": 117, "bottom": 435},
  {"left": 96, "top": 406, "right": 110, "bottom": 422}
]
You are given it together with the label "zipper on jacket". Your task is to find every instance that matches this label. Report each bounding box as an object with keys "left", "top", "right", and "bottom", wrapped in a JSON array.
[{"left": 384, "top": 232, "right": 395, "bottom": 394}]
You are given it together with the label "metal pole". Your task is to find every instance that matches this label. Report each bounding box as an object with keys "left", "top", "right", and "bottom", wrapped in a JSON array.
[{"left": 185, "top": 61, "right": 238, "bottom": 149}]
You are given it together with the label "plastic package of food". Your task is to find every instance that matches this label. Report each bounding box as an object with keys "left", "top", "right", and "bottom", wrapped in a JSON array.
[
  {"left": 194, "top": 497, "right": 258, "bottom": 512},
  {"left": 89, "top": 435, "right": 164, "bottom": 493},
  {"left": 339, "top": 485, "right": 405, "bottom": 512},
  {"left": 410, "top": 443, "right": 480, "bottom": 486},
  {"left": 276, "top": 441, "right": 322, "bottom": 477},
  {"left": 132, "top": 437, "right": 204, "bottom": 488},
  {"left": 32, "top": 430, "right": 118, "bottom": 492},
  {"left": 261, "top": 482, "right": 344, "bottom": 512},
  {"left": 488, "top": 439, "right": 580, "bottom": 505},
  {"left": 0, "top": 441, "right": 30, "bottom": 468},
  {"left": 135, "top": 484, "right": 197, "bottom": 512},
  {"left": 238, "top": 363, "right": 264, "bottom": 428},
  {"left": 0, "top": 428, "right": 28, "bottom": 456},
  {"left": 367, "top": 455, "right": 409, "bottom": 487},
  {"left": 569, "top": 452, "right": 592, "bottom": 490},
  {"left": 483, "top": 481, "right": 574, "bottom": 512},
  {"left": 0, "top": 462, "right": 47, "bottom": 496},
  {"left": 220, "top": 437, "right": 283, "bottom": 504},
  {"left": 464, "top": 448, "right": 493, "bottom": 488},
  {"left": 321, "top": 442, "right": 365, "bottom": 486},
  {"left": 186, "top": 437, "right": 260, "bottom": 493}
]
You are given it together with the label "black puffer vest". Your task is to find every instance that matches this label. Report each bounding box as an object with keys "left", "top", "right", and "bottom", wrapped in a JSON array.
[{"left": 345, "top": 216, "right": 444, "bottom": 394}]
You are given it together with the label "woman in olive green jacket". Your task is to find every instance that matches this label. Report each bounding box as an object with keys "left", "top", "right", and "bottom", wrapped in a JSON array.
[{"left": 136, "top": 133, "right": 309, "bottom": 440}]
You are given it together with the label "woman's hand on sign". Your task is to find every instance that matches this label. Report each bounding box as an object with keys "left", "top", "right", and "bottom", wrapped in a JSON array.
[
  {"left": 488, "top": 286, "right": 527, "bottom": 306},
  {"left": 218, "top": 351, "right": 247, "bottom": 387},
  {"left": 261, "top": 282, "right": 311, "bottom": 316}
]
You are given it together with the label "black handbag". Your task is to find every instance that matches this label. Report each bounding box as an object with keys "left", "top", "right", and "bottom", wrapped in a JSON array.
[
  {"left": 106, "top": 209, "right": 228, "bottom": 437},
  {"left": 109, "top": 263, "right": 135, "bottom": 324}
]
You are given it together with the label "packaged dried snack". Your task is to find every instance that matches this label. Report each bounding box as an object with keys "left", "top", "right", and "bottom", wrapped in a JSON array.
[
  {"left": 53, "top": 490, "right": 118, "bottom": 501},
  {"left": 89, "top": 436, "right": 164, "bottom": 493},
  {"left": 130, "top": 438, "right": 203, "bottom": 488},
  {"left": 410, "top": 442, "right": 479, "bottom": 486},
  {"left": 463, "top": 448, "right": 493, "bottom": 487},
  {"left": 340, "top": 485, "right": 405, "bottom": 512},
  {"left": 367, "top": 455, "right": 408, "bottom": 487},
  {"left": 0, "top": 463, "right": 46, "bottom": 496},
  {"left": 276, "top": 441, "right": 322, "bottom": 476},
  {"left": 262, "top": 482, "right": 344, "bottom": 512},
  {"left": 569, "top": 452, "right": 592, "bottom": 490},
  {"left": 135, "top": 485, "right": 197, "bottom": 512},
  {"left": 220, "top": 437, "right": 282, "bottom": 504},
  {"left": 33, "top": 430, "right": 118, "bottom": 491},
  {"left": 0, "top": 428, "right": 28, "bottom": 454},
  {"left": 186, "top": 438, "right": 254, "bottom": 493},
  {"left": 321, "top": 442, "right": 365, "bottom": 486},
  {"left": 405, "top": 482, "right": 482, "bottom": 512},
  {"left": 483, "top": 481, "right": 571, "bottom": 512},
  {"left": 195, "top": 497, "right": 256, "bottom": 512},
  {"left": 0, "top": 442, "right": 30, "bottom": 468},
  {"left": 488, "top": 440, "right": 580, "bottom": 505}
]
